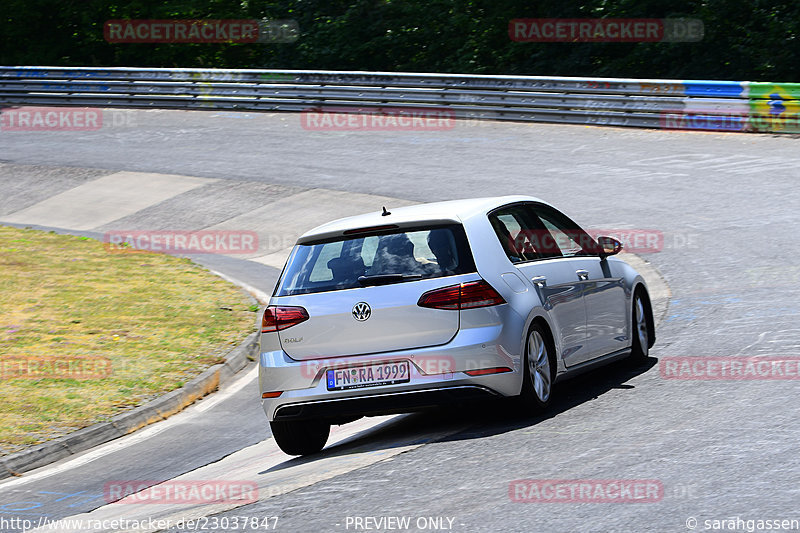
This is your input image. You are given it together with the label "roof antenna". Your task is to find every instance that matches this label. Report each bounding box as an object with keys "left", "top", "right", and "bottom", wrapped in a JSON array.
[{"left": 381, "top": 206, "right": 391, "bottom": 216}]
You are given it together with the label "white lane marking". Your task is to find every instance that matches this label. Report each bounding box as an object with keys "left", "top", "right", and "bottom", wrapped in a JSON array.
[
  {"left": 31, "top": 414, "right": 466, "bottom": 533},
  {"left": 0, "top": 421, "right": 171, "bottom": 490},
  {"left": 0, "top": 365, "right": 396, "bottom": 494},
  {"left": 196, "top": 366, "right": 258, "bottom": 412},
  {"left": 0, "top": 365, "right": 256, "bottom": 489}
]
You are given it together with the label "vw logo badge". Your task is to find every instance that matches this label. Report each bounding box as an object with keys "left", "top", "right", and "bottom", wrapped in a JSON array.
[{"left": 352, "top": 302, "right": 371, "bottom": 321}]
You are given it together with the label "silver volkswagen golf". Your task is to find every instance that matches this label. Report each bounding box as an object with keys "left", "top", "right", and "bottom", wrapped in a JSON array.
[{"left": 259, "top": 196, "right": 655, "bottom": 455}]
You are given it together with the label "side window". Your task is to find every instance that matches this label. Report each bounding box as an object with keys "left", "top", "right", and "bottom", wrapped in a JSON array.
[
  {"left": 489, "top": 207, "right": 540, "bottom": 262},
  {"left": 528, "top": 205, "right": 599, "bottom": 258}
]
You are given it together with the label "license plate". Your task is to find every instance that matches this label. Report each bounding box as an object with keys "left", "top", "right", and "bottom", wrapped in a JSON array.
[{"left": 326, "top": 361, "right": 410, "bottom": 391}]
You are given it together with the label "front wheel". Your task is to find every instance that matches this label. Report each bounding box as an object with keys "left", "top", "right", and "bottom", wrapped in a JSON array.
[
  {"left": 518, "top": 323, "right": 556, "bottom": 413},
  {"left": 270, "top": 419, "right": 330, "bottom": 456},
  {"left": 629, "top": 290, "right": 652, "bottom": 363}
]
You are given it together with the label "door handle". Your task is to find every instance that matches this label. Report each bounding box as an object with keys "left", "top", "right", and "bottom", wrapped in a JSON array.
[
  {"left": 531, "top": 276, "right": 547, "bottom": 287},
  {"left": 576, "top": 270, "right": 589, "bottom": 280}
]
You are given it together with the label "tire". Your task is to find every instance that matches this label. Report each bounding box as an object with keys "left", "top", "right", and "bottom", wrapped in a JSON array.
[
  {"left": 518, "top": 323, "right": 556, "bottom": 413},
  {"left": 270, "top": 419, "right": 330, "bottom": 456},
  {"left": 629, "top": 289, "right": 652, "bottom": 363}
]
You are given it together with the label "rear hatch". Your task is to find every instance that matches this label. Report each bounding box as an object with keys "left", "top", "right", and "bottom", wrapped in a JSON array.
[{"left": 271, "top": 223, "right": 477, "bottom": 360}]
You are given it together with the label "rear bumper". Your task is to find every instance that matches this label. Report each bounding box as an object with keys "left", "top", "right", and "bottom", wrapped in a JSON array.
[
  {"left": 259, "top": 323, "right": 524, "bottom": 421},
  {"left": 273, "top": 385, "right": 499, "bottom": 421}
]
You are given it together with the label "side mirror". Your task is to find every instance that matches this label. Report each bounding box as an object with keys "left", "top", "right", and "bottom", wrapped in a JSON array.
[{"left": 596, "top": 236, "right": 623, "bottom": 257}]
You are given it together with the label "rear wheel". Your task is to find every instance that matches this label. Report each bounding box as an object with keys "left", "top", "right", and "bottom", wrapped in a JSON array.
[
  {"left": 519, "top": 323, "right": 556, "bottom": 413},
  {"left": 629, "top": 290, "right": 651, "bottom": 363},
  {"left": 270, "top": 419, "right": 330, "bottom": 456}
]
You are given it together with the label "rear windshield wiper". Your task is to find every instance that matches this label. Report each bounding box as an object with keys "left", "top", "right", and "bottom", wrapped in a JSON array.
[{"left": 357, "top": 274, "right": 422, "bottom": 286}]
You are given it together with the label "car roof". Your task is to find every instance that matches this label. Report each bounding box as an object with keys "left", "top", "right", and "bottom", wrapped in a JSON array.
[{"left": 296, "top": 195, "right": 549, "bottom": 243}]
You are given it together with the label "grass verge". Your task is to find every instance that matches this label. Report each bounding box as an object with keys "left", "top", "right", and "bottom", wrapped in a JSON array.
[{"left": 0, "top": 226, "right": 257, "bottom": 456}]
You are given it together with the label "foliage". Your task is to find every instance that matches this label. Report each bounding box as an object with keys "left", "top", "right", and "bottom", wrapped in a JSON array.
[{"left": 1, "top": 0, "right": 798, "bottom": 81}]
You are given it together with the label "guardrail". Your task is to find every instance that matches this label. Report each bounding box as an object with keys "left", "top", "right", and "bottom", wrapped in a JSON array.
[{"left": 1, "top": 66, "right": 799, "bottom": 133}]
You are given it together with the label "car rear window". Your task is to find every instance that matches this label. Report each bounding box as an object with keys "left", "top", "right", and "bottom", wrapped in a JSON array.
[{"left": 274, "top": 224, "right": 476, "bottom": 296}]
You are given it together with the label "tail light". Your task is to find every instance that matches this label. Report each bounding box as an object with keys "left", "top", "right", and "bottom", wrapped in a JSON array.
[
  {"left": 262, "top": 306, "right": 309, "bottom": 332},
  {"left": 417, "top": 280, "right": 506, "bottom": 310}
]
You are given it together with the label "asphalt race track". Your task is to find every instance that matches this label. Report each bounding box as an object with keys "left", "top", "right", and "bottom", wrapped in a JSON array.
[{"left": 1, "top": 109, "right": 799, "bottom": 533}]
